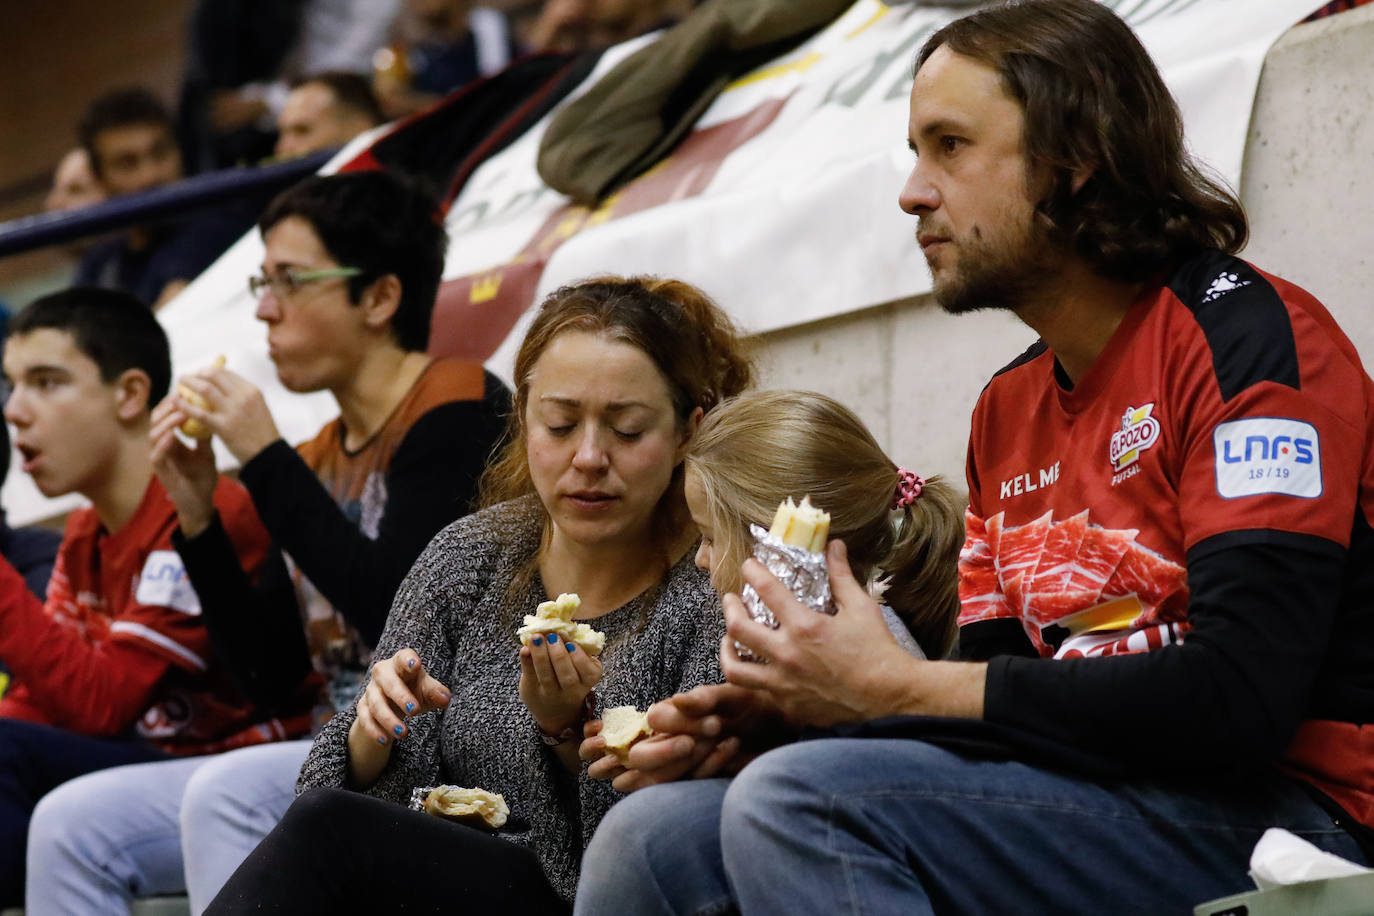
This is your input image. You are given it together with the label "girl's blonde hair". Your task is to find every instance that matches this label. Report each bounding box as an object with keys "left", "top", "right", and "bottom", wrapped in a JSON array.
[{"left": 685, "top": 390, "right": 964, "bottom": 658}]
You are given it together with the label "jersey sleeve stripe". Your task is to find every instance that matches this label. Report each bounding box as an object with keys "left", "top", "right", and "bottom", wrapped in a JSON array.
[
  {"left": 1169, "top": 252, "right": 1300, "bottom": 401},
  {"left": 108, "top": 621, "right": 209, "bottom": 671},
  {"left": 1186, "top": 527, "right": 1347, "bottom": 564}
]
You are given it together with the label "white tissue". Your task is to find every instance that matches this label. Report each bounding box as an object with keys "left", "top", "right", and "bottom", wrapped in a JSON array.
[{"left": 1248, "top": 827, "right": 1373, "bottom": 890}]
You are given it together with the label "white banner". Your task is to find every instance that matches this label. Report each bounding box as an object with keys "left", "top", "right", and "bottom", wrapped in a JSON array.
[
  {"left": 4, "top": 0, "right": 1326, "bottom": 525},
  {"left": 446, "top": 0, "right": 1323, "bottom": 348}
]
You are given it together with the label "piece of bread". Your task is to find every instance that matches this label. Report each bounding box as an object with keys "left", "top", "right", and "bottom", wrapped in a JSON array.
[
  {"left": 601, "top": 705, "right": 653, "bottom": 764},
  {"left": 422, "top": 785, "right": 509, "bottom": 829},
  {"left": 767, "top": 495, "right": 830, "bottom": 553},
  {"left": 178, "top": 355, "right": 226, "bottom": 439},
  {"left": 516, "top": 592, "right": 606, "bottom": 654}
]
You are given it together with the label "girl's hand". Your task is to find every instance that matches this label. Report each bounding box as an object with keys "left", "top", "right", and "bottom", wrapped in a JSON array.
[
  {"left": 582, "top": 683, "right": 775, "bottom": 791},
  {"left": 518, "top": 634, "right": 603, "bottom": 737}
]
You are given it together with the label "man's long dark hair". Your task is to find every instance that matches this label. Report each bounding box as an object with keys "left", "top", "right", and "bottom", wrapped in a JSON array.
[{"left": 917, "top": 0, "right": 1247, "bottom": 282}]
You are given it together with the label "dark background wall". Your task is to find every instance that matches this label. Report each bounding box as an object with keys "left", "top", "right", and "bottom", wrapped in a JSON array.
[{"left": 0, "top": 0, "right": 190, "bottom": 296}]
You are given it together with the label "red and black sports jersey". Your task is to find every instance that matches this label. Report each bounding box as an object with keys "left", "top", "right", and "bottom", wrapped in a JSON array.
[
  {"left": 958, "top": 250, "right": 1374, "bottom": 829},
  {"left": 0, "top": 476, "right": 302, "bottom": 754}
]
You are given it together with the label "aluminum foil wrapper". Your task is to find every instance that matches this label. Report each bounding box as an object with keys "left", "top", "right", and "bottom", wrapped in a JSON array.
[
  {"left": 736, "top": 523, "right": 834, "bottom": 661},
  {"left": 409, "top": 786, "right": 438, "bottom": 813}
]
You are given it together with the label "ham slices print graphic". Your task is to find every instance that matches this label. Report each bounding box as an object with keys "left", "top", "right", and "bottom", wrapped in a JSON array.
[{"left": 958, "top": 509, "right": 1190, "bottom": 659}]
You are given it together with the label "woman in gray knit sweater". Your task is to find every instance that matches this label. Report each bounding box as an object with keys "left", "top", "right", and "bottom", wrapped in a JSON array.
[{"left": 205, "top": 276, "right": 754, "bottom": 914}]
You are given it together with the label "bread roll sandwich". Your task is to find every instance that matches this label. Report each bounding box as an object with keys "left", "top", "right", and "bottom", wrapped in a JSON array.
[
  {"left": 768, "top": 495, "right": 830, "bottom": 553},
  {"left": 736, "top": 496, "right": 835, "bottom": 660},
  {"left": 178, "top": 355, "right": 226, "bottom": 439},
  {"left": 421, "top": 785, "right": 509, "bottom": 829},
  {"left": 600, "top": 705, "right": 653, "bottom": 764},
  {"left": 516, "top": 592, "right": 606, "bottom": 655}
]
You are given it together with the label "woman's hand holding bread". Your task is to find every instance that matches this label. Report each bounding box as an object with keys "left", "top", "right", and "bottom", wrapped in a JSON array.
[{"left": 518, "top": 632, "right": 603, "bottom": 739}]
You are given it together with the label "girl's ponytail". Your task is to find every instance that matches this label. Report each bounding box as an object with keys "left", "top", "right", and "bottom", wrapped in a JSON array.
[{"left": 879, "top": 474, "right": 964, "bottom": 659}]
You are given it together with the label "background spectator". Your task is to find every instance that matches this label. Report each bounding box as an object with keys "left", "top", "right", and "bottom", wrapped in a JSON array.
[
  {"left": 275, "top": 71, "right": 385, "bottom": 159},
  {"left": 78, "top": 89, "right": 183, "bottom": 203},
  {"left": 373, "top": 0, "right": 516, "bottom": 121},
  {"left": 41, "top": 149, "right": 109, "bottom": 263},
  {"left": 40, "top": 147, "right": 110, "bottom": 269},
  {"left": 43, "top": 150, "right": 106, "bottom": 214},
  {"left": 75, "top": 88, "right": 249, "bottom": 309},
  {"left": 179, "top": 0, "right": 400, "bottom": 170}
]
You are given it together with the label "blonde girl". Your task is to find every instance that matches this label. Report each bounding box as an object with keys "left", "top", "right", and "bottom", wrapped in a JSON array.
[{"left": 683, "top": 389, "right": 964, "bottom": 658}]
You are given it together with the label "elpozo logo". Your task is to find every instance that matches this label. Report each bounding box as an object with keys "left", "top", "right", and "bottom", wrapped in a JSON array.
[
  {"left": 1109, "top": 404, "right": 1161, "bottom": 472},
  {"left": 1212, "top": 417, "right": 1322, "bottom": 499}
]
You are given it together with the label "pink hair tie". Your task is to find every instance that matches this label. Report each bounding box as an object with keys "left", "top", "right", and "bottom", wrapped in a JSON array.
[{"left": 892, "top": 468, "right": 925, "bottom": 510}]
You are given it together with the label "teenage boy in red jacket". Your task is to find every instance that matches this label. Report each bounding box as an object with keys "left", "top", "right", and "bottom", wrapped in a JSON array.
[{"left": 0, "top": 287, "right": 293, "bottom": 906}]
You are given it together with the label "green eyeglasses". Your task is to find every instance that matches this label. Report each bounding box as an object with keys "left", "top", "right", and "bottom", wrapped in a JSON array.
[{"left": 247, "top": 266, "right": 362, "bottom": 299}]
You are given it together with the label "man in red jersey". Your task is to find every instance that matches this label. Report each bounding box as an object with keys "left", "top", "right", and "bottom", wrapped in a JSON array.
[
  {"left": 0, "top": 287, "right": 293, "bottom": 906},
  {"left": 573, "top": 2, "right": 1374, "bottom": 913}
]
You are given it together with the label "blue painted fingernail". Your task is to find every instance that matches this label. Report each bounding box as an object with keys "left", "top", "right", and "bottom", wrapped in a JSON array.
[
  {"left": 378, "top": 736, "right": 388, "bottom": 745},
  {"left": 407, "top": 658, "right": 416, "bottom": 668},
  {"left": 532, "top": 636, "right": 543, "bottom": 646},
  {"left": 566, "top": 642, "right": 577, "bottom": 653},
  {"left": 405, "top": 702, "right": 415, "bottom": 713},
  {"left": 394, "top": 724, "right": 404, "bottom": 736},
  {"left": 547, "top": 633, "right": 559, "bottom": 644}
]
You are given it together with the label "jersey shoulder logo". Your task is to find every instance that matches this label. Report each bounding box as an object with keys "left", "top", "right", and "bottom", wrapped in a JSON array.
[
  {"left": 1212, "top": 417, "right": 1321, "bottom": 499},
  {"left": 1202, "top": 270, "right": 1251, "bottom": 303},
  {"left": 1109, "top": 403, "right": 1161, "bottom": 474},
  {"left": 135, "top": 550, "right": 202, "bottom": 615}
]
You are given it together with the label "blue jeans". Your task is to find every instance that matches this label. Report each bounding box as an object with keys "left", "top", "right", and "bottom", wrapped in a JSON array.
[
  {"left": 0, "top": 718, "right": 169, "bottom": 906},
  {"left": 575, "top": 738, "right": 1369, "bottom": 915},
  {"left": 25, "top": 738, "right": 310, "bottom": 915}
]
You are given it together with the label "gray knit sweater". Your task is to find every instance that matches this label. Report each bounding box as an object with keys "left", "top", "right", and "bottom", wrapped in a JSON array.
[{"left": 298, "top": 495, "right": 725, "bottom": 902}]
